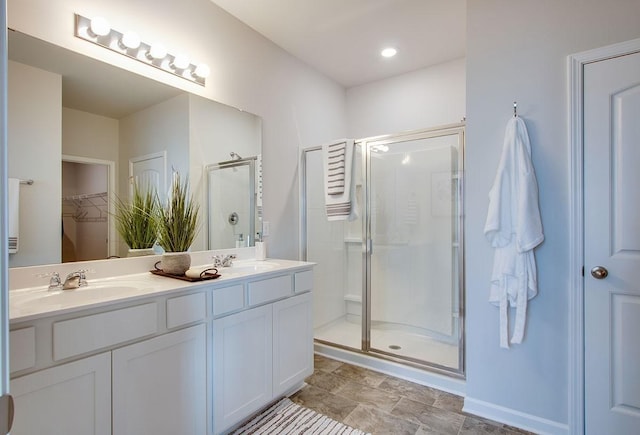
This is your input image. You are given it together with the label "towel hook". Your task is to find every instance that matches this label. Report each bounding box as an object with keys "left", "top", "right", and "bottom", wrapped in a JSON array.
[{"left": 513, "top": 101, "right": 518, "bottom": 117}]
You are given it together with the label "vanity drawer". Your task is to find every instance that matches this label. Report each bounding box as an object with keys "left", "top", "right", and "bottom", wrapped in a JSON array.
[
  {"left": 167, "top": 292, "right": 206, "bottom": 329},
  {"left": 10, "top": 327, "right": 36, "bottom": 373},
  {"left": 53, "top": 303, "right": 158, "bottom": 361},
  {"left": 212, "top": 284, "right": 244, "bottom": 317},
  {"left": 247, "top": 275, "right": 292, "bottom": 306},
  {"left": 294, "top": 270, "right": 313, "bottom": 293}
]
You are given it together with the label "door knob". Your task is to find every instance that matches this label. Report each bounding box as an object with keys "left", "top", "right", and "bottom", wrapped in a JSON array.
[{"left": 590, "top": 266, "right": 608, "bottom": 279}]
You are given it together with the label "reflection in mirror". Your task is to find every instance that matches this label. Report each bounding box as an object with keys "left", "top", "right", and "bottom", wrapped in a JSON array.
[
  {"left": 7, "top": 30, "right": 262, "bottom": 268},
  {"left": 206, "top": 156, "right": 261, "bottom": 249}
]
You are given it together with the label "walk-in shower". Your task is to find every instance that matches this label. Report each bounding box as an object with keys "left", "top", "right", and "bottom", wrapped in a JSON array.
[{"left": 301, "top": 124, "right": 465, "bottom": 376}]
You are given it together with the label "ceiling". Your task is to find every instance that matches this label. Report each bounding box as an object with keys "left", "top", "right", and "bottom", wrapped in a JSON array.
[{"left": 209, "top": 0, "right": 466, "bottom": 88}]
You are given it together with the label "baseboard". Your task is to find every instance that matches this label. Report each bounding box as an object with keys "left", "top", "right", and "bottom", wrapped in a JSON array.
[{"left": 463, "top": 397, "right": 569, "bottom": 435}]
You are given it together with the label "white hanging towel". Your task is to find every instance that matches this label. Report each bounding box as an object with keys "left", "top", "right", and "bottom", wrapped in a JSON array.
[
  {"left": 484, "top": 116, "right": 543, "bottom": 348},
  {"left": 8, "top": 178, "right": 20, "bottom": 254},
  {"left": 323, "top": 139, "right": 358, "bottom": 221}
]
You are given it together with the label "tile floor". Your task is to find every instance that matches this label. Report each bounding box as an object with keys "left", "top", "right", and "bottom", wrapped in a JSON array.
[{"left": 289, "top": 354, "right": 534, "bottom": 435}]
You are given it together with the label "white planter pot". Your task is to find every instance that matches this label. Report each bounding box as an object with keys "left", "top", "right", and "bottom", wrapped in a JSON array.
[{"left": 161, "top": 252, "right": 191, "bottom": 275}]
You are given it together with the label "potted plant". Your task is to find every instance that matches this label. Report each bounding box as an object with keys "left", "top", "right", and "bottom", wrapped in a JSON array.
[
  {"left": 114, "top": 181, "right": 159, "bottom": 257},
  {"left": 156, "top": 172, "right": 200, "bottom": 274}
]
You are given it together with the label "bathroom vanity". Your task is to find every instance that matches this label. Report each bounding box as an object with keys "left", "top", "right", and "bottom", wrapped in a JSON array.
[{"left": 7, "top": 253, "right": 314, "bottom": 435}]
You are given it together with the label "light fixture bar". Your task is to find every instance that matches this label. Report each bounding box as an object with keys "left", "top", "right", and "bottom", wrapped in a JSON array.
[{"left": 74, "top": 14, "right": 209, "bottom": 86}]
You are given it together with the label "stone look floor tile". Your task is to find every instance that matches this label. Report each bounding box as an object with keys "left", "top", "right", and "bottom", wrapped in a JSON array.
[
  {"left": 343, "top": 404, "right": 420, "bottom": 435},
  {"left": 334, "top": 380, "right": 402, "bottom": 412},
  {"left": 289, "top": 384, "right": 359, "bottom": 422},
  {"left": 292, "top": 355, "right": 532, "bottom": 435},
  {"left": 332, "top": 363, "right": 389, "bottom": 388},
  {"left": 432, "top": 390, "right": 464, "bottom": 413},
  {"left": 459, "top": 416, "right": 526, "bottom": 435},
  {"left": 390, "top": 397, "right": 464, "bottom": 434},
  {"left": 305, "top": 369, "right": 351, "bottom": 393},
  {"left": 314, "top": 354, "right": 344, "bottom": 373},
  {"left": 378, "top": 377, "right": 439, "bottom": 406}
]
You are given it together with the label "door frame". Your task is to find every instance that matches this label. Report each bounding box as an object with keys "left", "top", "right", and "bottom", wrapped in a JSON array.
[
  {"left": 568, "top": 37, "right": 640, "bottom": 435},
  {"left": 62, "top": 154, "right": 117, "bottom": 259}
]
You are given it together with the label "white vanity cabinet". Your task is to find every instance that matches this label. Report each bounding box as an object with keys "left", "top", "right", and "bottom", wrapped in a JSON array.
[
  {"left": 212, "top": 271, "right": 314, "bottom": 434},
  {"left": 213, "top": 304, "right": 273, "bottom": 433},
  {"left": 112, "top": 324, "right": 207, "bottom": 435},
  {"left": 8, "top": 261, "right": 314, "bottom": 435},
  {"left": 10, "top": 352, "right": 112, "bottom": 435},
  {"left": 273, "top": 292, "right": 313, "bottom": 396},
  {"left": 9, "top": 297, "right": 208, "bottom": 435}
]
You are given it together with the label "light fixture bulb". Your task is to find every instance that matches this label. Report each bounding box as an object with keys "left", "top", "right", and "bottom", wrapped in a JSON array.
[
  {"left": 147, "top": 43, "right": 167, "bottom": 60},
  {"left": 194, "top": 63, "right": 211, "bottom": 78},
  {"left": 381, "top": 47, "right": 397, "bottom": 58},
  {"left": 89, "top": 17, "right": 111, "bottom": 37},
  {"left": 120, "top": 31, "right": 141, "bottom": 50},
  {"left": 172, "top": 53, "right": 191, "bottom": 70}
]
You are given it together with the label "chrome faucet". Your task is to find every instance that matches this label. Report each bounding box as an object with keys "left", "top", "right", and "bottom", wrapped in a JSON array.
[
  {"left": 62, "top": 270, "right": 88, "bottom": 290},
  {"left": 212, "top": 254, "right": 236, "bottom": 268}
]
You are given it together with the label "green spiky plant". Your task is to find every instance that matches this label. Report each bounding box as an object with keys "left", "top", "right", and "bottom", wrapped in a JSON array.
[
  {"left": 156, "top": 172, "right": 200, "bottom": 252},
  {"left": 113, "top": 181, "right": 159, "bottom": 250}
]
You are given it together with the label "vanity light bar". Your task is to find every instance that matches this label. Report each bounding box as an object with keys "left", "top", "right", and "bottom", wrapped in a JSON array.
[{"left": 74, "top": 14, "right": 209, "bottom": 86}]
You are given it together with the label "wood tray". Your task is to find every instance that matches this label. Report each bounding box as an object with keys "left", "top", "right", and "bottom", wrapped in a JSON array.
[{"left": 150, "top": 269, "right": 221, "bottom": 282}]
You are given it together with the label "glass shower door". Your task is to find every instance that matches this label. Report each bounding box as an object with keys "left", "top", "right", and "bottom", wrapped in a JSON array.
[{"left": 364, "top": 127, "right": 463, "bottom": 373}]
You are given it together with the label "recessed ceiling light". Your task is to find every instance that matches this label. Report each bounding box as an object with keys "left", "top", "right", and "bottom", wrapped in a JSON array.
[{"left": 381, "top": 47, "right": 397, "bottom": 58}]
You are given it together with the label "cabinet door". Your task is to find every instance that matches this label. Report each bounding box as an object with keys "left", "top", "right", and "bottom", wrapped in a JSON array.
[
  {"left": 213, "top": 304, "right": 273, "bottom": 433},
  {"left": 112, "top": 324, "right": 207, "bottom": 435},
  {"left": 10, "top": 352, "right": 111, "bottom": 435},
  {"left": 272, "top": 292, "right": 313, "bottom": 396}
]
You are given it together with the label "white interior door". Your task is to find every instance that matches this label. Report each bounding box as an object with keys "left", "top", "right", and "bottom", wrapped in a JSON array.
[
  {"left": 129, "top": 151, "right": 167, "bottom": 202},
  {"left": 584, "top": 50, "right": 640, "bottom": 434}
]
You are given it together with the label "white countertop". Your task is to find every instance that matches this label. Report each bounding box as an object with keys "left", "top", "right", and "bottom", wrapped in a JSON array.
[{"left": 10, "top": 257, "right": 314, "bottom": 323}]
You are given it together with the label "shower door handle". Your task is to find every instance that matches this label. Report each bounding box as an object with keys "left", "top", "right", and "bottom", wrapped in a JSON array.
[{"left": 367, "top": 239, "right": 373, "bottom": 255}]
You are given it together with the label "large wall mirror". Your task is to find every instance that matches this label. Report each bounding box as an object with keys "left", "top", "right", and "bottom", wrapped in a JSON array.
[{"left": 7, "top": 30, "right": 262, "bottom": 268}]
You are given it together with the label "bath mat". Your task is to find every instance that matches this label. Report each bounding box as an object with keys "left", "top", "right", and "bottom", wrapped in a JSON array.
[{"left": 230, "top": 398, "right": 370, "bottom": 435}]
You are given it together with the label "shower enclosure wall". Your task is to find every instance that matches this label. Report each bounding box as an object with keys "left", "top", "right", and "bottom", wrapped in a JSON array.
[{"left": 301, "top": 124, "right": 464, "bottom": 376}]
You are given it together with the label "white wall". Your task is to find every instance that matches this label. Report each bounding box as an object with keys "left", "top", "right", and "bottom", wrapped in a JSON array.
[
  {"left": 189, "top": 94, "right": 262, "bottom": 251},
  {"left": 62, "top": 107, "right": 119, "bottom": 162},
  {"left": 465, "top": 0, "right": 640, "bottom": 430},
  {"left": 119, "top": 93, "right": 190, "bottom": 198},
  {"left": 347, "top": 58, "right": 465, "bottom": 138},
  {"left": 8, "top": 0, "right": 347, "bottom": 260},
  {"left": 7, "top": 60, "right": 61, "bottom": 267}
]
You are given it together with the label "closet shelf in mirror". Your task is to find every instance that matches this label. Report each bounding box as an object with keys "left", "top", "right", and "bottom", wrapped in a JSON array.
[{"left": 62, "top": 191, "right": 108, "bottom": 223}]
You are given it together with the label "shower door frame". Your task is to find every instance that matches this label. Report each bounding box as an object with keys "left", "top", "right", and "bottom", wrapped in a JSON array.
[
  {"left": 361, "top": 124, "right": 465, "bottom": 377},
  {"left": 300, "top": 123, "right": 465, "bottom": 378}
]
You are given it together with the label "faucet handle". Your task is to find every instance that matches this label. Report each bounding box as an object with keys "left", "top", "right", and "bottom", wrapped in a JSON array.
[
  {"left": 38, "top": 272, "right": 62, "bottom": 291},
  {"left": 71, "top": 269, "right": 91, "bottom": 287}
]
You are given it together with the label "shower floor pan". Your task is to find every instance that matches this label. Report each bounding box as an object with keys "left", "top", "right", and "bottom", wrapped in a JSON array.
[{"left": 314, "top": 316, "right": 459, "bottom": 369}]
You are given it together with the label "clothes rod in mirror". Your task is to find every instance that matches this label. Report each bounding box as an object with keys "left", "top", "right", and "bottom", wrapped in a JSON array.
[{"left": 74, "top": 14, "right": 210, "bottom": 86}]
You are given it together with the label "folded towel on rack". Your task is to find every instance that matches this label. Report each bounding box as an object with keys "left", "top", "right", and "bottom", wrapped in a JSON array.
[
  {"left": 323, "top": 139, "right": 357, "bottom": 221},
  {"left": 326, "top": 141, "right": 347, "bottom": 195},
  {"left": 8, "top": 178, "right": 20, "bottom": 254}
]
